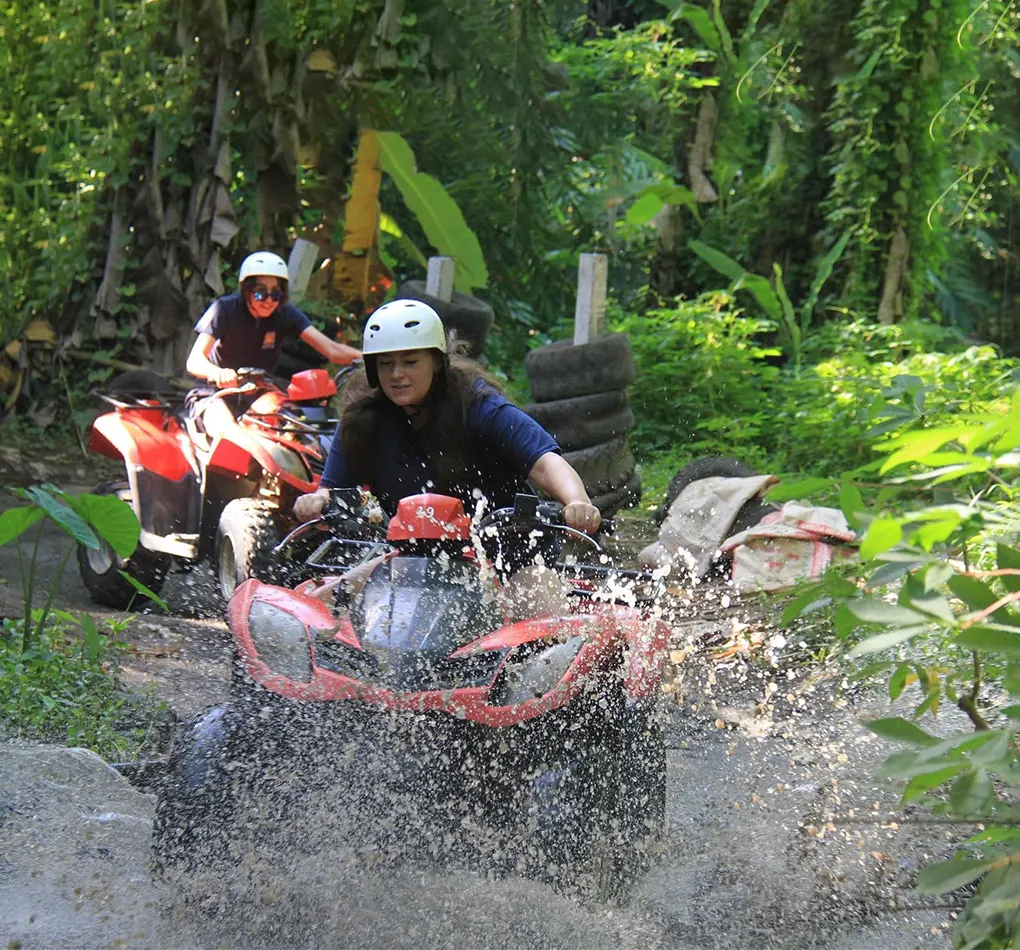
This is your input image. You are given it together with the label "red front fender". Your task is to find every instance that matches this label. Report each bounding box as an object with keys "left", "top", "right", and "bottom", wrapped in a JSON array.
[{"left": 90, "top": 410, "right": 196, "bottom": 482}]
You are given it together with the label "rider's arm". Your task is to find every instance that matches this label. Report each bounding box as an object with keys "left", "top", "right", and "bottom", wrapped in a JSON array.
[
  {"left": 528, "top": 452, "right": 601, "bottom": 534},
  {"left": 300, "top": 326, "right": 362, "bottom": 365},
  {"left": 468, "top": 385, "right": 601, "bottom": 533},
  {"left": 186, "top": 334, "right": 236, "bottom": 387},
  {"left": 294, "top": 421, "right": 349, "bottom": 522}
]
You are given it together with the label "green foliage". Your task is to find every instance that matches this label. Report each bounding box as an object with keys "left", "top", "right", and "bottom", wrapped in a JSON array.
[
  {"left": 376, "top": 131, "right": 488, "bottom": 293},
  {"left": 780, "top": 372, "right": 1020, "bottom": 948},
  {"left": 2, "top": 483, "right": 163, "bottom": 654},
  {"left": 0, "top": 612, "right": 167, "bottom": 760},
  {"left": 689, "top": 231, "right": 851, "bottom": 370},
  {"left": 0, "top": 0, "right": 194, "bottom": 339},
  {"left": 612, "top": 291, "right": 780, "bottom": 460},
  {"left": 614, "top": 293, "right": 1010, "bottom": 480},
  {"left": 0, "top": 484, "right": 168, "bottom": 759}
]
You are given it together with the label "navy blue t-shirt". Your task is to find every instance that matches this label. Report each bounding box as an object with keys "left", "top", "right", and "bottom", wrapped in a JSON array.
[
  {"left": 194, "top": 294, "right": 311, "bottom": 374},
  {"left": 320, "top": 381, "right": 559, "bottom": 514}
]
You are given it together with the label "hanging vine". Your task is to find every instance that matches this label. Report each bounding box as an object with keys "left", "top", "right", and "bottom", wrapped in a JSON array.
[{"left": 821, "top": 0, "right": 970, "bottom": 322}]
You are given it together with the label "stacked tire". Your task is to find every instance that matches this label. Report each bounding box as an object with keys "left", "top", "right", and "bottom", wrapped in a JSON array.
[
  {"left": 395, "top": 280, "right": 494, "bottom": 359},
  {"left": 524, "top": 334, "right": 641, "bottom": 516}
]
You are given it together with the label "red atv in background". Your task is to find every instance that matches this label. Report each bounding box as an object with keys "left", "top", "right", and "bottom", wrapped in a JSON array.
[
  {"left": 79, "top": 366, "right": 350, "bottom": 607},
  {"left": 152, "top": 490, "right": 670, "bottom": 898}
]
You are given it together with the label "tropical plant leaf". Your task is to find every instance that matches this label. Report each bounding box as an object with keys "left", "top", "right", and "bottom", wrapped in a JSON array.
[
  {"left": 924, "top": 562, "right": 955, "bottom": 592},
  {"left": 911, "top": 729, "right": 1001, "bottom": 767},
  {"left": 689, "top": 239, "right": 746, "bottom": 281},
  {"left": 710, "top": 0, "right": 735, "bottom": 63},
  {"left": 802, "top": 229, "right": 852, "bottom": 323},
  {"left": 18, "top": 487, "right": 98, "bottom": 549},
  {"left": 888, "top": 662, "right": 913, "bottom": 701},
  {"left": 779, "top": 582, "right": 829, "bottom": 625},
  {"left": 663, "top": 3, "right": 723, "bottom": 54},
  {"left": 848, "top": 625, "right": 931, "bottom": 657},
  {"left": 80, "top": 612, "right": 102, "bottom": 662},
  {"left": 376, "top": 131, "right": 488, "bottom": 293},
  {"left": 997, "top": 544, "right": 1020, "bottom": 593},
  {"left": 878, "top": 426, "right": 981, "bottom": 472},
  {"left": 766, "top": 476, "right": 831, "bottom": 502},
  {"left": 733, "top": 273, "right": 783, "bottom": 321},
  {"left": 950, "top": 770, "right": 994, "bottom": 814},
  {"left": 848, "top": 598, "right": 929, "bottom": 625},
  {"left": 956, "top": 626, "right": 1020, "bottom": 657},
  {"left": 916, "top": 857, "right": 994, "bottom": 895},
  {"left": 905, "top": 591, "right": 955, "bottom": 623},
  {"left": 117, "top": 571, "right": 168, "bottom": 612},
  {"left": 859, "top": 517, "right": 902, "bottom": 560},
  {"left": 626, "top": 191, "right": 665, "bottom": 226},
  {"left": 949, "top": 575, "right": 1003, "bottom": 613},
  {"left": 0, "top": 505, "right": 45, "bottom": 546},
  {"left": 903, "top": 763, "right": 969, "bottom": 800},
  {"left": 70, "top": 492, "right": 139, "bottom": 560},
  {"left": 863, "top": 717, "right": 938, "bottom": 746},
  {"left": 839, "top": 480, "right": 864, "bottom": 529},
  {"left": 772, "top": 262, "right": 797, "bottom": 329}
]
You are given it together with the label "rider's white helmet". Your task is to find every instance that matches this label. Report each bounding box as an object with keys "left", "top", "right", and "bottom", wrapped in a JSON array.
[
  {"left": 363, "top": 299, "right": 447, "bottom": 356},
  {"left": 365, "top": 297, "right": 448, "bottom": 385},
  {"left": 362, "top": 299, "right": 447, "bottom": 389},
  {"left": 239, "top": 251, "right": 289, "bottom": 284}
]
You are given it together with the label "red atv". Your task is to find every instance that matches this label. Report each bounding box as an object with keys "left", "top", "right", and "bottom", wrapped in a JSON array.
[
  {"left": 152, "top": 490, "right": 670, "bottom": 896},
  {"left": 79, "top": 366, "right": 349, "bottom": 607}
]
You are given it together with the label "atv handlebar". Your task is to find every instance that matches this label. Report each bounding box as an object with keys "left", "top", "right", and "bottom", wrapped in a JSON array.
[
  {"left": 473, "top": 494, "right": 615, "bottom": 550},
  {"left": 509, "top": 493, "right": 617, "bottom": 536}
]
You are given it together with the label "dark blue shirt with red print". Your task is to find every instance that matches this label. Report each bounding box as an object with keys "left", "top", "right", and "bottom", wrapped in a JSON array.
[
  {"left": 320, "top": 380, "right": 559, "bottom": 515},
  {"left": 194, "top": 293, "right": 311, "bottom": 374}
]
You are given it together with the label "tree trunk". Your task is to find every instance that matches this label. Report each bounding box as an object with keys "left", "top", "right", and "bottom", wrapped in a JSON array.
[{"left": 877, "top": 226, "right": 909, "bottom": 324}]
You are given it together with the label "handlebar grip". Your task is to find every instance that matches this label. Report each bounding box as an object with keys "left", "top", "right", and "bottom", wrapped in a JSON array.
[
  {"left": 325, "top": 487, "right": 362, "bottom": 517},
  {"left": 536, "top": 501, "right": 564, "bottom": 523}
]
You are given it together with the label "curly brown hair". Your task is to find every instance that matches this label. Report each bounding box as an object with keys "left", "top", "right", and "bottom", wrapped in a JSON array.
[{"left": 339, "top": 342, "right": 506, "bottom": 492}]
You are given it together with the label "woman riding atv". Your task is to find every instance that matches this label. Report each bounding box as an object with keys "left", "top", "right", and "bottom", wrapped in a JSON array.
[
  {"left": 186, "top": 250, "right": 362, "bottom": 434},
  {"left": 293, "top": 298, "right": 601, "bottom": 534}
]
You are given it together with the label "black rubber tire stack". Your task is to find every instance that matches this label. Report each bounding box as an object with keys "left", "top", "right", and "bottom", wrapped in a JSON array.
[
  {"left": 524, "top": 334, "right": 641, "bottom": 516},
  {"left": 394, "top": 279, "right": 494, "bottom": 359}
]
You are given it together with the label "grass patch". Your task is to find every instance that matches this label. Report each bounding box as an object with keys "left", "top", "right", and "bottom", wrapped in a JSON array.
[{"left": 0, "top": 615, "right": 172, "bottom": 761}]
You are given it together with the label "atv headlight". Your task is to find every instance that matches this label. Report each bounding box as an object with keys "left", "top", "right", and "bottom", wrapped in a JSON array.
[
  {"left": 266, "top": 442, "right": 309, "bottom": 480},
  {"left": 248, "top": 601, "right": 313, "bottom": 683},
  {"left": 492, "top": 635, "right": 585, "bottom": 706}
]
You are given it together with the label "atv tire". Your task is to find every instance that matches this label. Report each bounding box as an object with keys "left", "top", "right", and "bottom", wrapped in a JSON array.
[
  {"left": 654, "top": 456, "right": 775, "bottom": 529},
  {"left": 150, "top": 704, "right": 244, "bottom": 874},
  {"left": 215, "top": 498, "right": 281, "bottom": 601},
  {"left": 525, "top": 335, "right": 636, "bottom": 402},
  {"left": 151, "top": 701, "right": 312, "bottom": 876},
  {"left": 77, "top": 481, "right": 170, "bottom": 609},
  {"left": 395, "top": 280, "right": 494, "bottom": 359},
  {"left": 590, "top": 699, "right": 666, "bottom": 901}
]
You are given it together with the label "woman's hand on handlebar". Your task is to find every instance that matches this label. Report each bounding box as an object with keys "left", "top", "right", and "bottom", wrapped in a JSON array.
[
  {"left": 213, "top": 367, "right": 239, "bottom": 388},
  {"left": 563, "top": 500, "right": 601, "bottom": 534},
  {"left": 294, "top": 488, "right": 329, "bottom": 523}
]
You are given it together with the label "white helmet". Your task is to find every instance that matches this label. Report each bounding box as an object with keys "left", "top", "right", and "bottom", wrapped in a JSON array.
[
  {"left": 239, "top": 251, "right": 289, "bottom": 284},
  {"left": 362, "top": 299, "right": 447, "bottom": 388}
]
